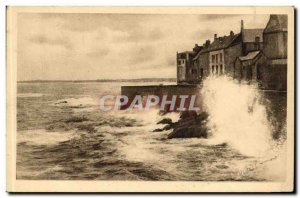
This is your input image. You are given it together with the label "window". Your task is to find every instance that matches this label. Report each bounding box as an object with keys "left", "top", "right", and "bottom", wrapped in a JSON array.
[
  {"left": 216, "top": 65, "right": 219, "bottom": 74},
  {"left": 216, "top": 54, "right": 219, "bottom": 63},
  {"left": 177, "top": 60, "right": 181, "bottom": 65},
  {"left": 220, "top": 53, "right": 223, "bottom": 62},
  {"left": 257, "top": 64, "right": 261, "bottom": 80},
  {"left": 212, "top": 66, "right": 215, "bottom": 74},
  {"left": 220, "top": 64, "right": 223, "bottom": 74},
  {"left": 212, "top": 55, "right": 215, "bottom": 63}
]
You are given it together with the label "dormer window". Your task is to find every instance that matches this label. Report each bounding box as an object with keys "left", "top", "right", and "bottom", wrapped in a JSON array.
[{"left": 255, "top": 36, "right": 260, "bottom": 43}]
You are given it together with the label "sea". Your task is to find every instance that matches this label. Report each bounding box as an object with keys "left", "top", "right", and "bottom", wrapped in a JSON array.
[{"left": 16, "top": 78, "right": 287, "bottom": 181}]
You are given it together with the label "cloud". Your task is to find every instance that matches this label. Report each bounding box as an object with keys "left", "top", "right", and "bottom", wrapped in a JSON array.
[
  {"left": 127, "top": 45, "right": 156, "bottom": 65},
  {"left": 58, "top": 14, "right": 145, "bottom": 33},
  {"left": 29, "top": 35, "right": 73, "bottom": 49},
  {"left": 165, "top": 56, "right": 175, "bottom": 67},
  {"left": 148, "top": 28, "right": 164, "bottom": 40},
  {"left": 198, "top": 14, "right": 242, "bottom": 21},
  {"left": 115, "top": 27, "right": 164, "bottom": 43},
  {"left": 191, "top": 28, "right": 215, "bottom": 41},
  {"left": 18, "top": 13, "right": 270, "bottom": 80}
]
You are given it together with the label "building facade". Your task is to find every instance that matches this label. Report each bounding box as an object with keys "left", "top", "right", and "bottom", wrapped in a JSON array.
[
  {"left": 177, "top": 15, "right": 287, "bottom": 91},
  {"left": 234, "top": 15, "right": 287, "bottom": 90},
  {"left": 186, "top": 21, "right": 263, "bottom": 83},
  {"left": 177, "top": 44, "right": 202, "bottom": 84},
  {"left": 256, "top": 15, "right": 288, "bottom": 90},
  {"left": 192, "top": 31, "right": 242, "bottom": 80},
  {"left": 177, "top": 51, "right": 194, "bottom": 84}
]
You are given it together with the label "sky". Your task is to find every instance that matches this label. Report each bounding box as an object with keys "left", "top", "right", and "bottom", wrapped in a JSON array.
[{"left": 17, "top": 13, "right": 270, "bottom": 81}]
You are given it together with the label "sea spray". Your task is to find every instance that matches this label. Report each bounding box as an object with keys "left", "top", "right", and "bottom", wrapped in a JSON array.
[{"left": 201, "top": 76, "right": 273, "bottom": 156}]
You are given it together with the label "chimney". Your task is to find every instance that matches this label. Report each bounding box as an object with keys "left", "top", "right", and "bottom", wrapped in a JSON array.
[
  {"left": 214, "top": 34, "right": 217, "bottom": 41},
  {"left": 206, "top": 40, "right": 210, "bottom": 46},
  {"left": 193, "top": 44, "right": 199, "bottom": 52},
  {"left": 230, "top": 31, "right": 234, "bottom": 36},
  {"left": 241, "top": 20, "right": 244, "bottom": 31}
]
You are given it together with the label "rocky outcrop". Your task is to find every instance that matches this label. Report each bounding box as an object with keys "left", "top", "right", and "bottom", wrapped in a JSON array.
[
  {"left": 157, "top": 118, "right": 173, "bottom": 125},
  {"left": 167, "top": 125, "right": 207, "bottom": 139},
  {"left": 154, "top": 111, "right": 209, "bottom": 139}
]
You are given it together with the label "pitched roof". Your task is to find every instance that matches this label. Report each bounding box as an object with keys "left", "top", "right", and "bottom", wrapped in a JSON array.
[
  {"left": 178, "top": 51, "right": 195, "bottom": 54},
  {"left": 239, "top": 50, "right": 260, "bottom": 61},
  {"left": 264, "top": 15, "right": 288, "bottom": 33},
  {"left": 192, "top": 51, "right": 201, "bottom": 61},
  {"left": 200, "top": 33, "right": 240, "bottom": 54},
  {"left": 242, "top": 29, "right": 264, "bottom": 42}
]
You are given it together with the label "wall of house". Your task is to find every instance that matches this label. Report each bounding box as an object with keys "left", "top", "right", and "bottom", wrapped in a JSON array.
[
  {"left": 256, "top": 56, "right": 287, "bottom": 91},
  {"left": 263, "top": 31, "right": 287, "bottom": 59},
  {"left": 209, "top": 49, "right": 224, "bottom": 75},
  {"left": 198, "top": 52, "right": 210, "bottom": 79},
  {"left": 241, "top": 59, "right": 254, "bottom": 81},
  {"left": 177, "top": 52, "right": 197, "bottom": 84},
  {"left": 177, "top": 59, "right": 186, "bottom": 83},
  {"left": 224, "top": 43, "right": 243, "bottom": 77},
  {"left": 186, "top": 59, "right": 199, "bottom": 83},
  {"left": 234, "top": 59, "right": 242, "bottom": 80},
  {"left": 235, "top": 55, "right": 262, "bottom": 82},
  {"left": 243, "top": 42, "right": 263, "bottom": 54},
  {"left": 251, "top": 62, "right": 258, "bottom": 82}
]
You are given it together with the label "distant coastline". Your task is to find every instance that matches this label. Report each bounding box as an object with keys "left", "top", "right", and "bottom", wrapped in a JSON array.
[{"left": 18, "top": 78, "right": 177, "bottom": 83}]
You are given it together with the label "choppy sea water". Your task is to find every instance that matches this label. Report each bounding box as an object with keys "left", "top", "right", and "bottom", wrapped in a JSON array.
[{"left": 17, "top": 81, "right": 287, "bottom": 181}]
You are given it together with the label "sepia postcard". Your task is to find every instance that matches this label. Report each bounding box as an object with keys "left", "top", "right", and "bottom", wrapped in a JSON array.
[{"left": 6, "top": 6, "right": 294, "bottom": 192}]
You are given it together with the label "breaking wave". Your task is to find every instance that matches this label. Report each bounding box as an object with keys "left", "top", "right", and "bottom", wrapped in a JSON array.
[{"left": 201, "top": 76, "right": 274, "bottom": 156}]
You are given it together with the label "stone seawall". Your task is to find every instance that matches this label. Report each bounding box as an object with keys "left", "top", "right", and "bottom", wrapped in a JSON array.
[{"left": 120, "top": 85, "right": 200, "bottom": 110}]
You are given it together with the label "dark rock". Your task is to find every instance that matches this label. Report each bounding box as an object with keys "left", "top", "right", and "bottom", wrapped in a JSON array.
[
  {"left": 66, "top": 116, "right": 89, "bottom": 123},
  {"left": 152, "top": 128, "right": 164, "bottom": 132},
  {"left": 55, "top": 100, "right": 67, "bottom": 104},
  {"left": 162, "top": 124, "right": 173, "bottom": 131},
  {"left": 216, "top": 165, "right": 229, "bottom": 169},
  {"left": 77, "top": 150, "right": 87, "bottom": 157},
  {"left": 180, "top": 111, "right": 197, "bottom": 119},
  {"left": 215, "top": 143, "right": 227, "bottom": 147},
  {"left": 92, "top": 143, "right": 101, "bottom": 150},
  {"left": 157, "top": 118, "right": 173, "bottom": 125},
  {"left": 168, "top": 125, "right": 207, "bottom": 139},
  {"left": 197, "top": 112, "right": 209, "bottom": 121}
]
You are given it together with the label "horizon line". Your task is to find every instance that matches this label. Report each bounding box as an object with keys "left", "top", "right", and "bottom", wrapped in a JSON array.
[{"left": 17, "top": 77, "right": 177, "bottom": 83}]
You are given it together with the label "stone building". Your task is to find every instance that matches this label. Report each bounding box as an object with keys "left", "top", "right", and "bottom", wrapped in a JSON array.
[
  {"left": 240, "top": 20, "right": 264, "bottom": 54},
  {"left": 256, "top": 15, "right": 288, "bottom": 90},
  {"left": 234, "top": 21, "right": 265, "bottom": 81},
  {"left": 235, "top": 15, "right": 288, "bottom": 90},
  {"left": 234, "top": 50, "right": 262, "bottom": 81},
  {"left": 177, "top": 44, "right": 202, "bottom": 84},
  {"left": 177, "top": 16, "right": 286, "bottom": 89},
  {"left": 192, "top": 31, "right": 242, "bottom": 79},
  {"left": 187, "top": 20, "right": 264, "bottom": 82},
  {"left": 177, "top": 51, "right": 195, "bottom": 84}
]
